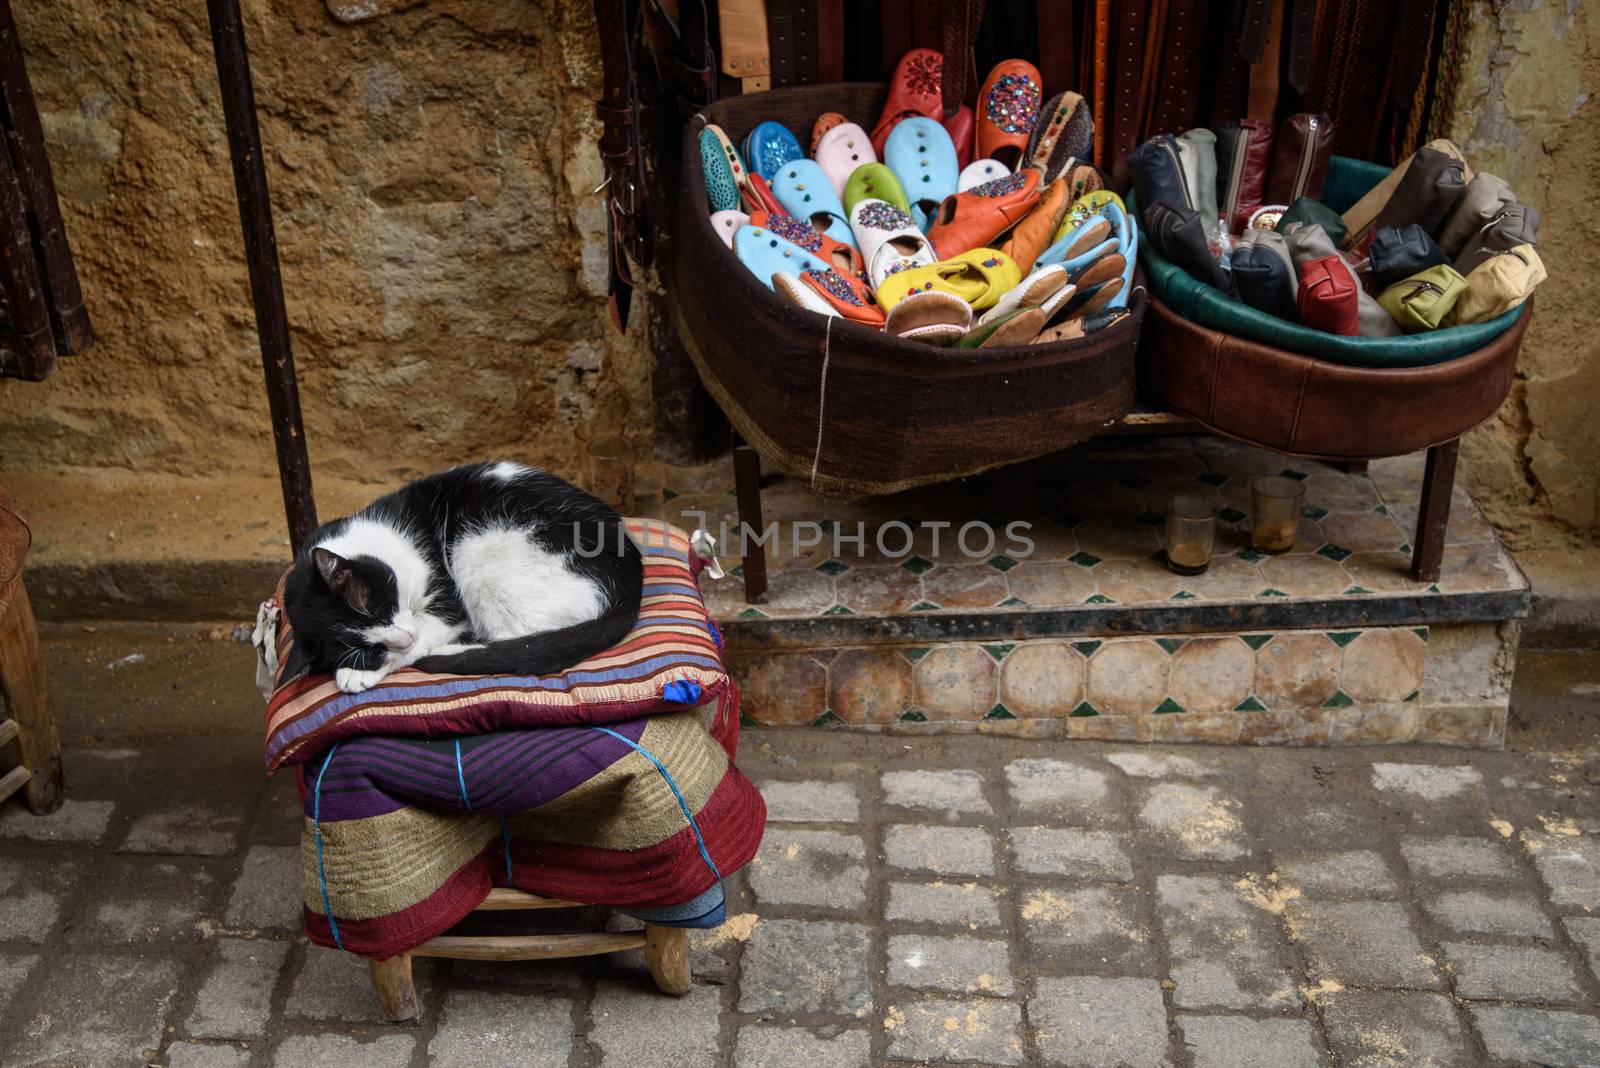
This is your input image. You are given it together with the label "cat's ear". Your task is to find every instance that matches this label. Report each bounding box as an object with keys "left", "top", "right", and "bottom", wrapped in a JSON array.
[{"left": 312, "top": 547, "right": 372, "bottom": 615}]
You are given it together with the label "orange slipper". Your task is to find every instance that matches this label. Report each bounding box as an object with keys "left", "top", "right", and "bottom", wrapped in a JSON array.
[
  {"left": 791, "top": 267, "right": 886, "bottom": 326},
  {"left": 926, "top": 169, "right": 1042, "bottom": 258},
  {"left": 975, "top": 60, "right": 1044, "bottom": 168},
  {"left": 811, "top": 112, "right": 847, "bottom": 154},
  {"left": 1000, "top": 177, "right": 1070, "bottom": 275}
]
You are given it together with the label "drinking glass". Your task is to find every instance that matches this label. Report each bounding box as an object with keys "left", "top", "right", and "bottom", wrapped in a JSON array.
[
  {"left": 1163, "top": 494, "right": 1218, "bottom": 576},
  {"left": 1251, "top": 476, "right": 1306, "bottom": 554}
]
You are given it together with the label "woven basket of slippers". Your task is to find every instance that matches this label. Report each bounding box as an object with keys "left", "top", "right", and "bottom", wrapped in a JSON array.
[
  {"left": 1126, "top": 126, "right": 1540, "bottom": 461},
  {"left": 668, "top": 71, "right": 1146, "bottom": 499}
]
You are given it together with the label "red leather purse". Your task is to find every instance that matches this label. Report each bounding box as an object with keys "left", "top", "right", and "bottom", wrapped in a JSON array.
[{"left": 1297, "top": 255, "right": 1360, "bottom": 336}]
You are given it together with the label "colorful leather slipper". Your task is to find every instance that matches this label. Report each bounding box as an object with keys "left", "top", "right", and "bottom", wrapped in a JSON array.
[
  {"left": 796, "top": 267, "right": 886, "bottom": 326},
  {"left": 959, "top": 159, "right": 1010, "bottom": 192},
  {"left": 772, "top": 271, "right": 841, "bottom": 319},
  {"left": 815, "top": 122, "right": 877, "bottom": 198},
  {"left": 1059, "top": 274, "right": 1126, "bottom": 319},
  {"left": 885, "top": 117, "right": 960, "bottom": 233},
  {"left": 975, "top": 60, "right": 1043, "bottom": 168},
  {"left": 710, "top": 208, "right": 749, "bottom": 249},
  {"left": 770, "top": 159, "right": 857, "bottom": 250},
  {"left": 875, "top": 248, "right": 1021, "bottom": 312},
  {"left": 945, "top": 105, "right": 975, "bottom": 169},
  {"left": 748, "top": 210, "right": 865, "bottom": 278},
  {"left": 850, "top": 199, "right": 937, "bottom": 287},
  {"left": 1052, "top": 190, "right": 1125, "bottom": 245},
  {"left": 1033, "top": 307, "right": 1130, "bottom": 344},
  {"left": 742, "top": 121, "right": 805, "bottom": 181},
  {"left": 1104, "top": 200, "right": 1138, "bottom": 310},
  {"left": 959, "top": 305, "right": 1048, "bottom": 348},
  {"left": 731, "top": 222, "right": 831, "bottom": 290},
  {"left": 1065, "top": 249, "right": 1127, "bottom": 292},
  {"left": 977, "top": 263, "right": 1069, "bottom": 326},
  {"left": 811, "top": 112, "right": 847, "bottom": 154},
  {"left": 700, "top": 125, "right": 743, "bottom": 212},
  {"left": 743, "top": 172, "right": 785, "bottom": 215},
  {"left": 1025, "top": 92, "right": 1093, "bottom": 182},
  {"left": 884, "top": 289, "right": 971, "bottom": 345},
  {"left": 1001, "top": 177, "right": 1070, "bottom": 275},
  {"left": 844, "top": 163, "right": 911, "bottom": 216},
  {"left": 1063, "top": 163, "right": 1106, "bottom": 204},
  {"left": 872, "top": 48, "right": 946, "bottom": 156},
  {"left": 1038, "top": 214, "right": 1115, "bottom": 270},
  {"left": 926, "top": 169, "right": 1043, "bottom": 258}
]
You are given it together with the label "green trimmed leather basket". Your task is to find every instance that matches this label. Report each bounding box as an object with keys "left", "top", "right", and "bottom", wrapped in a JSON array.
[{"left": 1133, "top": 156, "right": 1531, "bottom": 460}]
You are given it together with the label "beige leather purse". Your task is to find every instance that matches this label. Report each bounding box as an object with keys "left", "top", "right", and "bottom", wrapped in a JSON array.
[{"left": 1445, "top": 243, "right": 1546, "bottom": 325}]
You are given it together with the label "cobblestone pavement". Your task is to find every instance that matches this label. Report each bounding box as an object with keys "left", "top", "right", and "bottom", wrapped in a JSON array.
[{"left": 1, "top": 644, "right": 1599, "bottom": 1066}]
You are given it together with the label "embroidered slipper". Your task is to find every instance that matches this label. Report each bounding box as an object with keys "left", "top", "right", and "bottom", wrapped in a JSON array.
[
  {"left": 810, "top": 111, "right": 847, "bottom": 154},
  {"left": 814, "top": 122, "right": 877, "bottom": 198},
  {"left": 772, "top": 271, "right": 841, "bottom": 319},
  {"left": 1000, "top": 177, "right": 1070, "bottom": 275},
  {"left": 975, "top": 60, "right": 1043, "bottom": 169},
  {"left": 1033, "top": 307, "right": 1130, "bottom": 344},
  {"left": 1063, "top": 163, "right": 1107, "bottom": 204},
  {"left": 770, "top": 159, "right": 857, "bottom": 250},
  {"left": 795, "top": 267, "right": 886, "bottom": 326},
  {"left": 710, "top": 208, "right": 750, "bottom": 249},
  {"left": 1025, "top": 92, "right": 1094, "bottom": 182},
  {"left": 849, "top": 199, "right": 938, "bottom": 288},
  {"left": 1051, "top": 189, "right": 1125, "bottom": 245},
  {"left": 742, "top": 121, "right": 805, "bottom": 181},
  {"left": 885, "top": 117, "right": 960, "bottom": 233},
  {"left": 875, "top": 248, "right": 1021, "bottom": 312},
  {"left": 958, "top": 305, "right": 1048, "bottom": 348},
  {"left": 976, "top": 263, "right": 1069, "bottom": 326},
  {"left": 699, "top": 125, "right": 743, "bottom": 212},
  {"left": 844, "top": 163, "right": 911, "bottom": 216},
  {"left": 959, "top": 159, "right": 1010, "bottom": 193},
  {"left": 884, "top": 289, "right": 971, "bottom": 345},
  {"left": 732, "top": 222, "right": 832, "bottom": 290},
  {"left": 871, "top": 48, "right": 946, "bottom": 156},
  {"left": 748, "top": 210, "right": 864, "bottom": 278},
  {"left": 926, "top": 169, "right": 1043, "bottom": 258}
]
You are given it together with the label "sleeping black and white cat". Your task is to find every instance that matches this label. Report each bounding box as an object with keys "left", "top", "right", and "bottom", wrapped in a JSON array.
[{"left": 282, "top": 460, "right": 643, "bottom": 693}]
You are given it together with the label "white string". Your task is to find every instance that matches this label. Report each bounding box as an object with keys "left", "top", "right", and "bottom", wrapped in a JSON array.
[{"left": 808, "top": 315, "right": 834, "bottom": 489}]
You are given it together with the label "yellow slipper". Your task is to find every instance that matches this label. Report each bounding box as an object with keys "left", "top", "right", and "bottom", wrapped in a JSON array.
[
  {"left": 875, "top": 248, "right": 1021, "bottom": 311},
  {"left": 1051, "top": 189, "right": 1126, "bottom": 245}
]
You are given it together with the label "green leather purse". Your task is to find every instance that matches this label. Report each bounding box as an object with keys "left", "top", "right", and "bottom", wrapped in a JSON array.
[
  {"left": 1275, "top": 196, "right": 1347, "bottom": 247},
  {"left": 1377, "top": 265, "right": 1468, "bottom": 333}
]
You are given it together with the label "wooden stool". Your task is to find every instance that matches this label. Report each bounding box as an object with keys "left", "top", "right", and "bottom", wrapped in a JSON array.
[
  {"left": 367, "top": 888, "right": 692, "bottom": 1021},
  {"left": 0, "top": 582, "right": 62, "bottom": 814}
]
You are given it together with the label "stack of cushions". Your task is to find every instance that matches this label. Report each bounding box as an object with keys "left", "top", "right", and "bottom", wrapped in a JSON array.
[{"left": 263, "top": 519, "right": 767, "bottom": 959}]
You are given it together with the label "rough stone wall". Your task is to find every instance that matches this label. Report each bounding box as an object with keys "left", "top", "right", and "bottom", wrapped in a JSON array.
[
  {"left": 1448, "top": 0, "right": 1598, "bottom": 549},
  {"left": 0, "top": 0, "right": 650, "bottom": 484}
]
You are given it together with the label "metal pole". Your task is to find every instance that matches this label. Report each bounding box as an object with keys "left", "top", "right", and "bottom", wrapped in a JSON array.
[{"left": 205, "top": 0, "right": 317, "bottom": 554}]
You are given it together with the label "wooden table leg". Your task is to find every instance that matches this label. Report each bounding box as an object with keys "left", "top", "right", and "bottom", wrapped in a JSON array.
[
  {"left": 0, "top": 583, "right": 61, "bottom": 814},
  {"left": 733, "top": 443, "right": 768, "bottom": 604},
  {"left": 368, "top": 952, "right": 418, "bottom": 1022},
  {"left": 644, "top": 924, "right": 692, "bottom": 995},
  {"left": 1338, "top": 460, "right": 1370, "bottom": 475},
  {"left": 1410, "top": 439, "right": 1460, "bottom": 584}
]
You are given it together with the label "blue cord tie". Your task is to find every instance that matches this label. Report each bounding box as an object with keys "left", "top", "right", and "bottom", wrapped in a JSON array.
[
  {"left": 454, "top": 738, "right": 472, "bottom": 811},
  {"left": 312, "top": 744, "right": 344, "bottom": 950},
  {"left": 591, "top": 726, "right": 722, "bottom": 881},
  {"left": 500, "top": 815, "right": 514, "bottom": 883}
]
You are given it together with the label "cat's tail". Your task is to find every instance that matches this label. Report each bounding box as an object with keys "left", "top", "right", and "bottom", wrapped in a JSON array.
[{"left": 412, "top": 601, "right": 640, "bottom": 678}]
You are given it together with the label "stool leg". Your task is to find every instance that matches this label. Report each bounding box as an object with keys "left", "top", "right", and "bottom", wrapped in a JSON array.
[
  {"left": 1410, "top": 439, "right": 1459, "bottom": 584},
  {"left": 368, "top": 952, "right": 418, "bottom": 1022},
  {"left": 0, "top": 584, "right": 62, "bottom": 814},
  {"left": 644, "top": 924, "right": 691, "bottom": 995},
  {"left": 733, "top": 444, "right": 768, "bottom": 605}
]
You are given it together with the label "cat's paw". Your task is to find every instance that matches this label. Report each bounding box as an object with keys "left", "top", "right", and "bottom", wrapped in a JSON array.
[{"left": 335, "top": 667, "right": 387, "bottom": 693}]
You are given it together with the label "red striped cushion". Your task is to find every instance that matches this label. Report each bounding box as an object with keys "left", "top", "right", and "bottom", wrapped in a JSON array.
[{"left": 263, "top": 520, "right": 728, "bottom": 773}]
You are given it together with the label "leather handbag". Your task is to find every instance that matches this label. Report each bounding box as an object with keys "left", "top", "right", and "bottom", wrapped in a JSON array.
[
  {"left": 1276, "top": 197, "right": 1347, "bottom": 248},
  {"left": 1263, "top": 113, "right": 1335, "bottom": 206},
  {"left": 1377, "top": 265, "right": 1469, "bottom": 333},
  {"left": 1177, "top": 128, "right": 1220, "bottom": 235},
  {"left": 1127, "top": 134, "right": 1191, "bottom": 215},
  {"left": 1230, "top": 229, "right": 1298, "bottom": 321},
  {"left": 1215, "top": 118, "right": 1274, "bottom": 235},
  {"left": 1455, "top": 203, "right": 1542, "bottom": 274},
  {"left": 1367, "top": 224, "right": 1449, "bottom": 289},
  {"left": 1297, "top": 254, "right": 1360, "bottom": 336},
  {"left": 1281, "top": 222, "right": 1402, "bottom": 336},
  {"left": 1143, "top": 201, "right": 1229, "bottom": 290},
  {"left": 1373, "top": 146, "right": 1469, "bottom": 237},
  {"left": 1446, "top": 244, "right": 1546, "bottom": 325},
  {"left": 1436, "top": 173, "right": 1516, "bottom": 257}
]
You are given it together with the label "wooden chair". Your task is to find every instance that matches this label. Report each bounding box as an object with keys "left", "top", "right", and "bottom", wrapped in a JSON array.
[
  {"left": 367, "top": 888, "right": 691, "bottom": 1021},
  {"left": 0, "top": 487, "right": 62, "bottom": 813}
]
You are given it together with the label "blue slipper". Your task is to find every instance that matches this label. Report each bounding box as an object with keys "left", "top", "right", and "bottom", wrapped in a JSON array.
[
  {"left": 769, "top": 159, "right": 857, "bottom": 250},
  {"left": 884, "top": 117, "right": 960, "bottom": 233},
  {"left": 742, "top": 121, "right": 804, "bottom": 181},
  {"left": 1036, "top": 209, "right": 1117, "bottom": 270},
  {"left": 732, "top": 223, "right": 831, "bottom": 290},
  {"left": 1104, "top": 200, "right": 1137, "bottom": 309}
]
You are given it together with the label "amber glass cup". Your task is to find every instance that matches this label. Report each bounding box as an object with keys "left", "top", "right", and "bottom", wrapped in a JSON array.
[
  {"left": 584, "top": 435, "right": 635, "bottom": 514},
  {"left": 1163, "top": 495, "right": 1218, "bottom": 576},
  {"left": 1251, "top": 476, "right": 1306, "bottom": 554}
]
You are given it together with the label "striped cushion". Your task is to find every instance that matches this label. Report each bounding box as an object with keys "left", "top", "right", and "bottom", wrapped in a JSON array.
[{"left": 264, "top": 519, "right": 728, "bottom": 773}]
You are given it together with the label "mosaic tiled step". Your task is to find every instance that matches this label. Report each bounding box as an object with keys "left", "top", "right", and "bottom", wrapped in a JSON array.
[{"left": 725, "top": 622, "right": 1517, "bottom": 748}]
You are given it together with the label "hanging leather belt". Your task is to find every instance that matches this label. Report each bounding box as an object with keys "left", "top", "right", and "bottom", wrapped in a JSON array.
[
  {"left": 1285, "top": 0, "right": 1315, "bottom": 95},
  {"left": 940, "top": 0, "right": 982, "bottom": 115},
  {"left": 1109, "top": 0, "right": 1147, "bottom": 169},
  {"left": 1151, "top": 0, "right": 1202, "bottom": 135}
]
